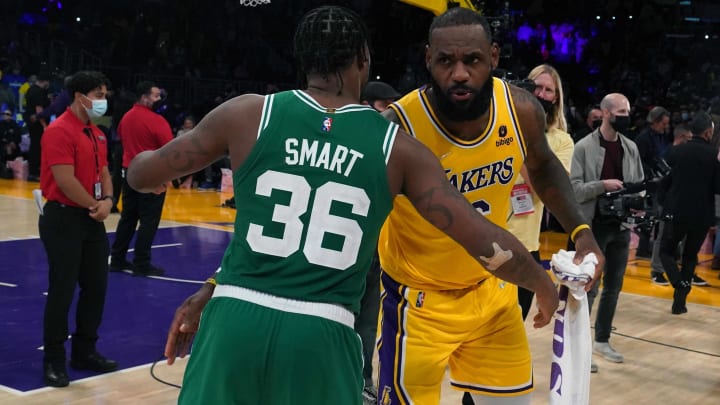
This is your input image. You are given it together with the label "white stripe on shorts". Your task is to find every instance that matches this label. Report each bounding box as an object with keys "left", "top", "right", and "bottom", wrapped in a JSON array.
[{"left": 213, "top": 284, "right": 355, "bottom": 329}]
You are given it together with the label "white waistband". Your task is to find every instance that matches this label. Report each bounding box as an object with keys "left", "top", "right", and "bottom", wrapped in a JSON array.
[{"left": 213, "top": 284, "right": 355, "bottom": 329}]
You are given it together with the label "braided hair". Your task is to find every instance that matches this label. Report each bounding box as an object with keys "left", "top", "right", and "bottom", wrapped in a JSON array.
[
  {"left": 293, "top": 6, "right": 370, "bottom": 90},
  {"left": 428, "top": 7, "right": 492, "bottom": 45}
]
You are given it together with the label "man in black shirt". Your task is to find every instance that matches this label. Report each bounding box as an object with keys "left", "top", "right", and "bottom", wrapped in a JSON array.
[{"left": 659, "top": 112, "right": 719, "bottom": 314}]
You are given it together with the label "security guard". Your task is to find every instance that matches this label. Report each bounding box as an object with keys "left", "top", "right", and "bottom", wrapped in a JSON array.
[{"left": 39, "top": 71, "right": 118, "bottom": 387}]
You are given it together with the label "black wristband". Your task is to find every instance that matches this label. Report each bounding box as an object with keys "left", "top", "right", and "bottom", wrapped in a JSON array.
[{"left": 101, "top": 195, "right": 114, "bottom": 204}]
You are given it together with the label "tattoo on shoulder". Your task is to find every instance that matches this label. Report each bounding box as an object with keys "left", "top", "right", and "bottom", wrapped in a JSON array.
[{"left": 158, "top": 134, "right": 210, "bottom": 173}]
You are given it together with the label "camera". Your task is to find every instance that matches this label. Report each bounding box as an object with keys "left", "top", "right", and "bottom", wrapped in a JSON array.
[{"left": 596, "top": 157, "right": 671, "bottom": 236}]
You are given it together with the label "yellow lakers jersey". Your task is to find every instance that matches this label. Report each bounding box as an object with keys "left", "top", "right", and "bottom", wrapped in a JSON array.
[{"left": 379, "top": 78, "right": 527, "bottom": 289}]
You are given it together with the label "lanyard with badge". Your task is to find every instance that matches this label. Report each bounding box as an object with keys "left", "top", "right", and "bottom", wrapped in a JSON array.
[
  {"left": 83, "top": 127, "right": 102, "bottom": 199},
  {"left": 510, "top": 183, "right": 535, "bottom": 216}
]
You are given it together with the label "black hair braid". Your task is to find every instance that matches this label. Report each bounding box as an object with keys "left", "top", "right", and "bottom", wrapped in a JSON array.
[{"left": 294, "top": 6, "right": 369, "bottom": 90}]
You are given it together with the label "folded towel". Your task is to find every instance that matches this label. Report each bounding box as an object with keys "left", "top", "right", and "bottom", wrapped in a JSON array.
[{"left": 550, "top": 249, "right": 597, "bottom": 299}]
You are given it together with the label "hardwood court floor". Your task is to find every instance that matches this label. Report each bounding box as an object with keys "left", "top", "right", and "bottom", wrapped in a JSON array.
[{"left": 1, "top": 178, "right": 718, "bottom": 404}]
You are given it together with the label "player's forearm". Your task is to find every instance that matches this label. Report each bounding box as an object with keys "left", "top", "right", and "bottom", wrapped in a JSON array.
[
  {"left": 470, "top": 226, "right": 555, "bottom": 294},
  {"left": 528, "top": 156, "right": 588, "bottom": 230}
]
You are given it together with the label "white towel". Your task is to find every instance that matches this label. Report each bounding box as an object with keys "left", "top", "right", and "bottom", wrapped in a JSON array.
[{"left": 548, "top": 249, "right": 597, "bottom": 405}]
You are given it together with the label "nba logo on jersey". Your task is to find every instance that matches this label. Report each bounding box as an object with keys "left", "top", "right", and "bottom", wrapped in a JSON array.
[
  {"left": 321, "top": 116, "right": 333, "bottom": 132},
  {"left": 415, "top": 291, "right": 425, "bottom": 307}
]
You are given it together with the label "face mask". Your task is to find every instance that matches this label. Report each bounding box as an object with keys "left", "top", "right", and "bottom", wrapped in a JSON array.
[
  {"left": 153, "top": 89, "right": 168, "bottom": 112},
  {"left": 591, "top": 119, "right": 602, "bottom": 129},
  {"left": 84, "top": 96, "right": 107, "bottom": 118},
  {"left": 536, "top": 97, "right": 554, "bottom": 115},
  {"left": 610, "top": 115, "right": 630, "bottom": 133}
]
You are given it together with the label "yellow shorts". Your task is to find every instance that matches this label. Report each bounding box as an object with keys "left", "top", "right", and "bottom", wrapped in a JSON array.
[{"left": 377, "top": 272, "right": 532, "bottom": 405}]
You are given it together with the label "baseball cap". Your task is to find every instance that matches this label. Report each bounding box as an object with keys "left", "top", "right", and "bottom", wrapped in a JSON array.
[
  {"left": 361, "top": 81, "right": 401, "bottom": 102},
  {"left": 646, "top": 106, "right": 669, "bottom": 123}
]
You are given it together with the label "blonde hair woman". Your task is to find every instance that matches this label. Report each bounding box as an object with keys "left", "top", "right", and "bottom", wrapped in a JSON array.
[{"left": 508, "top": 64, "right": 574, "bottom": 318}]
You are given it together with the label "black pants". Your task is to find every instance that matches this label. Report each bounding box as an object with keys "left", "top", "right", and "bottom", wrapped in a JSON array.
[
  {"left": 110, "top": 143, "right": 124, "bottom": 208},
  {"left": 354, "top": 253, "right": 381, "bottom": 386},
  {"left": 659, "top": 219, "right": 708, "bottom": 287},
  {"left": 111, "top": 177, "right": 166, "bottom": 268},
  {"left": 39, "top": 201, "right": 109, "bottom": 364}
]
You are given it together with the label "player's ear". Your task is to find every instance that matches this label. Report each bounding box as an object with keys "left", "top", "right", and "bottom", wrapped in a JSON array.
[{"left": 490, "top": 42, "right": 500, "bottom": 70}]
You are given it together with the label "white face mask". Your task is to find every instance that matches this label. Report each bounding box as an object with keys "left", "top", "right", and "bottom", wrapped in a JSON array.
[{"left": 83, "top": 95, "right": 107, "bottom": 118}]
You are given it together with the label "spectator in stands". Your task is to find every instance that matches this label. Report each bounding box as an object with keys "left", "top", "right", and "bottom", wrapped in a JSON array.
[
  {"left": 24, "top": 73, "right": 51, "bottom": 181},
  {"left": 0, "top": 108, "right": 22, "bottom": 168},
  {"left": 37, "top": 76, "right": 73, "bottom": 128},
  {"left": 573, "top": 105, "right": 602, "bottom": 143},
  {"left": 174, "top": 115, "right": 196, "bottom": 189}
]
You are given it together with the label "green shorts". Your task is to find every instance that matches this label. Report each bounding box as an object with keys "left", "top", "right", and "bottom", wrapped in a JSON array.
[{"left": 178, "top": 291, "right": 363, "bottom": 404}]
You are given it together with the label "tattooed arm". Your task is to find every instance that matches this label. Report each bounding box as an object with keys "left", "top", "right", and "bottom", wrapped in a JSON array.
[
  {"left": 510, "top": 85, "right": 604, "bottom": 289},
  {"left": 128, "top": 94, "right": 264, "bottom": 193},
  {"left": 387, "top": 130, "right": 559, "bottom": 327}
]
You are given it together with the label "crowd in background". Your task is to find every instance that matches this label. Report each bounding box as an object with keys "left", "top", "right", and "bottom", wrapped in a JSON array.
[{"left": 2, "top": 0, "right": 720, "bottom": 187}]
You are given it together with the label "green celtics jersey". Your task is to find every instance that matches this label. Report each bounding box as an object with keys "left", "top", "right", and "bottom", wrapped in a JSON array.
[{"left": 217, "top": 90, "right": 397, "bottom": 314}]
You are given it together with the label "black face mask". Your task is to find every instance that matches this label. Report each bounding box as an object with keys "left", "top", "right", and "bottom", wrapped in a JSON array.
[
  {"left": 591, "top": 119, "right": 602, "bottom": 130},
  {"left": 536, "top": 97, "right": 554, "bottom": 116},
  {"left": 610, "top": 115, "right": 630, "bottom": 134}
]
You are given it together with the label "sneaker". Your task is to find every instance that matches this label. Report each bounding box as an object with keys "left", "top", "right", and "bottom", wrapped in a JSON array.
[
  {"left": 593, "top": 341, "right": 623, "bottom": 363},
  {"left": 651, "top": 272, "right": 670, "bottom": 286},
  {"left": 590, "top": 361, "right": 598, "bottom": 373},
  {"left": 692, "top": 274, "right": 708, "bottom": 286},
  {"left": 109, "top": 259, "right": 134, "bottom": 273},
  {"left": 362, "top": 385, "right": 377, "bottom": 405},
  {"left": 133, "top": 264, "right": 165, "bottom": 277}
]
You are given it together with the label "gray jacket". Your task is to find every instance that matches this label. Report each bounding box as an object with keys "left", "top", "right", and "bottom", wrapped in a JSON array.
[{"left": 570, "top": 129, "right": 645, "bottom": 223}]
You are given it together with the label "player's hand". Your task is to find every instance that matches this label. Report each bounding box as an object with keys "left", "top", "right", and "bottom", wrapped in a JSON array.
[
  {"left": 533, "top": 278, "right": 559, "bottom": 328},
  {"left": 572, "top": 229, "right": 605, "bottom": 291},
  {"left": 165, "top": 282, "right": 214, "bottom": 365}
]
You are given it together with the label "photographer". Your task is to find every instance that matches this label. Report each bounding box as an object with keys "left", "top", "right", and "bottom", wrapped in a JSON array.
[
  {"left": 659, "top": 112, "right": 720, "bottom": 314},
  {"left": 570, "top": 93, "right": 644, "bottom": 370}
]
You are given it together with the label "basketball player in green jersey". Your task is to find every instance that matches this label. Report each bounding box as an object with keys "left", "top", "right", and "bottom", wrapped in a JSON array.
[{"left": 128, "top": 6, "right": 560, "bottom": 404}]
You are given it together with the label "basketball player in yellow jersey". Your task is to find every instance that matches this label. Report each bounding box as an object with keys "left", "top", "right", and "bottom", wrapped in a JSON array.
[{"left": 376, "top": 8, "right": 604, "bottom": 405}]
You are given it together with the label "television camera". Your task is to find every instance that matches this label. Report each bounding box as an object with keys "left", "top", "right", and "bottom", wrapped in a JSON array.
[{"left": 596, "top": 158, "right": 671, "bottom": 235}]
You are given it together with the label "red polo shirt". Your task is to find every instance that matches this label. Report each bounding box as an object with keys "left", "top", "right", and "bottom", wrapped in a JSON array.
[
  {"left": 119, "top": 104, "right": 173, "bottom": 167},
  {"left": 40, "top": 108, "right": 109, "bottom": 207}
]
